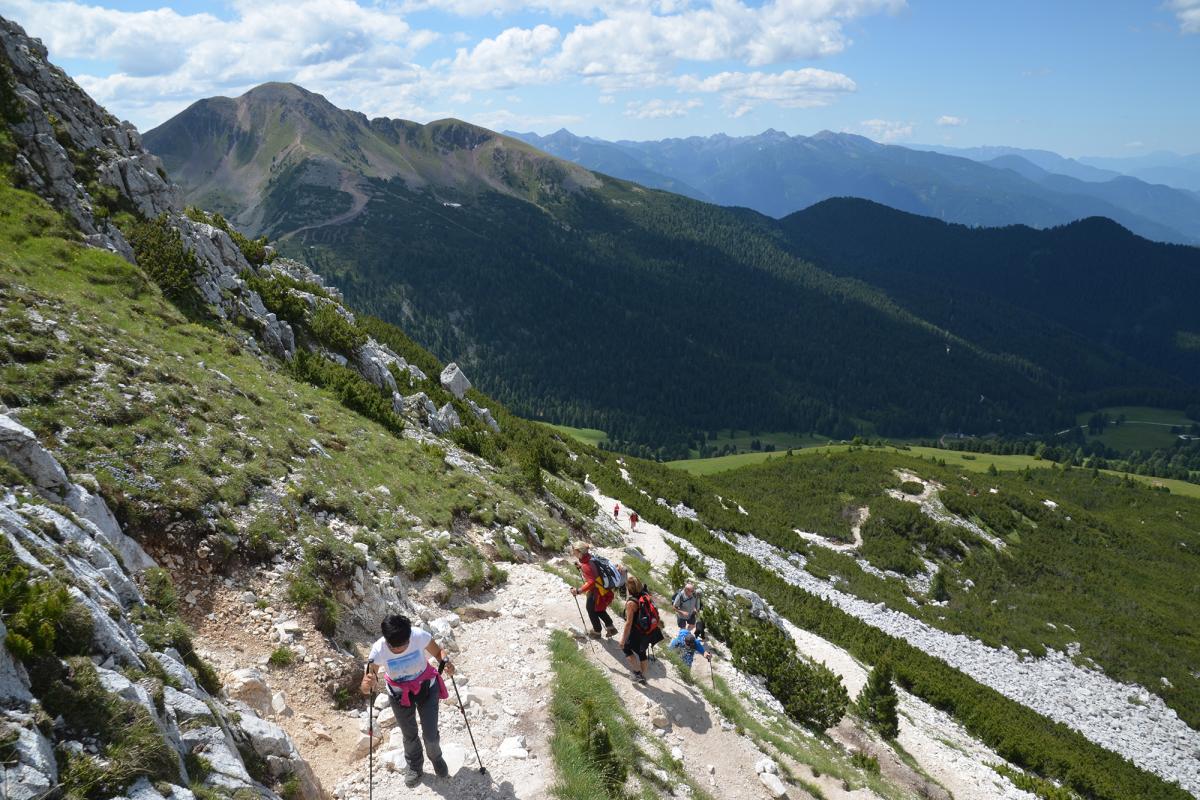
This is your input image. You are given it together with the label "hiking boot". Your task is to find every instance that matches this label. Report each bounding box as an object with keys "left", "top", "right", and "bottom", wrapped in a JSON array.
[
  {"left": 604, "top": 626, "right": 618, "bottom": 638},
  {"left": 432, "top": 757, "right": 449, "bottom": 778},
  {"left": 404, "top": 767, "right": 422, "bottom": 788},
  {"left": 631, "top": 671, "right": 647, "bottom": 684},
  {"left": 587, "top": 630, "right": 602, "bottom": 639}
]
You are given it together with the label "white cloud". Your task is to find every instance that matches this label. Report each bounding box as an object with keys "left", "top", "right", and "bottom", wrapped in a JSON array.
[
  {"left": 438, "top": 24, "right": 562, "bottom": 91},
  {"left": 470, "top": 108, "right": 584, "bottom": 131},
  {"left": 1167, "top": 0, "right": 1200, "bottom": 33},
  {"left": 1125, "top": 140, "right": 1146, "bottom": 148},
  {"left": 677, "top": 69, "right": 856, "bottom": 116},
  {"left": 555, "top": 0, "right": 902, "bottom": 87},
  {"left": 624, "top": 97, "right": 701, "bottom": 118},
  {"left": 0, "top": 0, "right": 439, "bottom": 124},
  {"left": 0, "top": 0, "right": 897, "bottom": 130},
  {"left": 936, "top": 114, "right": 965, "bottom": 127},
  {"left": 857, "top": 118, "right": 913, "bottom": 142}
]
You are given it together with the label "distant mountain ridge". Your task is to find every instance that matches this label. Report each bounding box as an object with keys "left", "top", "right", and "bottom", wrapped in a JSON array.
[
  {"left": 146, "top": 86, "right": 1200, "bottom": 454},
  {"left": 509, "top": 128, "right": 1200, "bottom": 245}
]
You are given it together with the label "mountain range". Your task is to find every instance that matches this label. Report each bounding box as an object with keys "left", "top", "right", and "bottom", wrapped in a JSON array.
[
  {"left": 510, "top": 128, "right": 1200, "bottom": 245},
  {"left": 145, "top": 84, "right": 1200, "bottom": 455}
]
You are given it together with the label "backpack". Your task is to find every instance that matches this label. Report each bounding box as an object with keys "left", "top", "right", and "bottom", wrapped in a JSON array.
[
  {"left": 633, "top": 592, "right": 661, "bottom": 635},
  {"left": 590, "top": 555, "right": 624, "bottom": 591}
]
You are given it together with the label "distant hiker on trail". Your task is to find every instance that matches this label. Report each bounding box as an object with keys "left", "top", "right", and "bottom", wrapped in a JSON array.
[
  {"left": 619, "top": 574, "right": 664, "bottom": 684},
  {"left": 361, "top": 614, "right": 454, "bottom": 788},
  {"left": 668, "top": 629, "right": 711, "bottom": 669},
  {"left": 570, "top": 541, "right": 619, "bottom": 639},
  {"left": 672, "top": 583, "right": 701, "bottom": 630},
  {"left": 629, "top": 511, "right": 639, "bottom": 530},
  {"left": 613, "top": 502, "right": 620, "bottom": 519}
]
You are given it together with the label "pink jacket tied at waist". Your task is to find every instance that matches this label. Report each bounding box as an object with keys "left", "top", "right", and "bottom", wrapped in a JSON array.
[{"left": 383, "top": 662, "right": 448, "bottom": 707}]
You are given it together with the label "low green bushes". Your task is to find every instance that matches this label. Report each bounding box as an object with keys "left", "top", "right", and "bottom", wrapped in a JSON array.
[
  {"left": 125, "top": 215, "right": 201, "bottom": 311},
  {"left": 590, "top": 459, "right": 1192, "bottom": 800},
  {"left": 0, "top": 540, "right": 92, "bottom": 662},
  {"left": 288, "top": 350, "right": 403, "bottom": 435},
  {"left": 704, "top": 596, "right": 847, "bottom": 731}
]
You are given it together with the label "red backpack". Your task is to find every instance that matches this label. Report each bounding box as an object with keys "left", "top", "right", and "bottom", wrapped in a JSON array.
[{"left": 633, "top": 592, "right": 660, "bottom": 635}]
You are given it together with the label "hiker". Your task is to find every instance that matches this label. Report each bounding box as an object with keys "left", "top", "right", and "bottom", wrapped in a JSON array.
[
  {"left": 570, "top": 541, "right": 619, "bottom": 639},
  {"left": 629, "top": 511, "right": 639, "bottom": 530},
  {"left": 613, "top": 502, "right": 620, "bottom": 519},
  {"left": 619, "top": 574, "right": 664, "bottom": 684},
  {"left": 360, "top": 614, "right": 454, "bottom": 788},
  {"left": 668, "top": 629, "right": 711, "bottom": 669},
  {"left": 671, "top": 583, "right": 701, "bottom": 631}
]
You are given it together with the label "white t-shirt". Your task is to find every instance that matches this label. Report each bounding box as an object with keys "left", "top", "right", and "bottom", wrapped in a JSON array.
[{"left": 369, "top": 630, "right": 434, "bottom": 684}]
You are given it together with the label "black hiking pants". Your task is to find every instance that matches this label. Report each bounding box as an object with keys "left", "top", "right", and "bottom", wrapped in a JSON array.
[
  {"left": 388, "top": 681, "right": 442, "bottom": 772},
  {"left": 586, "top": 591, "right": 614, "bottom": 633}
]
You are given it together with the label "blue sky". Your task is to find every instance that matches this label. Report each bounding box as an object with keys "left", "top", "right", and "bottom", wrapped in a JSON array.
[{"left": 1, "top": 0, "right": 1196, "bottom": 156}]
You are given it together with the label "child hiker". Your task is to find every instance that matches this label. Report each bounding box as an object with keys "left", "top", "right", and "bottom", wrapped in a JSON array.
[
  {"left": 619, "top": 574, "right": 664, "bottom": 684},
  {"left": 570, "top": 541, "right": 618, "bottom": 639},
  {"left": 668, "top": 629, "right": 711, "bottom": 670},
  {"left": 360, "top": 614, "right": 455, "bottom": 788}
]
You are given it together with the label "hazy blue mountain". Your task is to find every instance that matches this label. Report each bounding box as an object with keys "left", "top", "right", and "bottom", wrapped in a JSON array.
[
  {"left": 510, "top": 129, "right": 1196, "bottom": 244},
  {"left": 917, "top": 143, "right": 1121, "bottom": 182},
  {"left": 982, "top": 155, "right": 1200, "bottom": 243},
  {"left": 506, "top": 128, "right": 710, "bottom": 201},
  {"left": 1078, "top": 151, "right": 1200, "bottom": 193}
]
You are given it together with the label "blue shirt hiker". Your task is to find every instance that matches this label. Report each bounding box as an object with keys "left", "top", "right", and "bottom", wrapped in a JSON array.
[{"left": 668, "top": 630, "right": 710, "bottom": 668}]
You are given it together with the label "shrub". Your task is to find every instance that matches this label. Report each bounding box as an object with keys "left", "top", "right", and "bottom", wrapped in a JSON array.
[
  {"left": 851, "top": 752, "right": 880, "bottom": 775},
  {"left": 930, "top": 568, "right": 949, "bottom": 602},
  {"left": 268, "top": 647, "right": 296, "bottom": 668},
  {"left": 1, "top": 542, "right": 92, "bottom": 662},
  {"left": 124, "top": 215, "right": 201, "bottom": 310},
  {"left": 309, "top": 304, "right": 366, "bottom": 354},
  {"left": 289, "top": 350, "right": 403, "bottom": 435},
  {"left": 900, "top": 480, "right": 924, "bottom": 495},
  {"left": 406, "top": 540, "right": 445, "bottom": 580},
  {"left": 704, "top": 596, "right": 847, "bottom": 731},
  {"left": 244, "top": 511, "right": 285, "bottom": 561}
]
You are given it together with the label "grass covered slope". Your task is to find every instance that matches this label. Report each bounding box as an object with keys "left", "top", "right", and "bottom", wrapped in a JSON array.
[{"left": 0, "top": 169, "right": 587, "bottom": 634}]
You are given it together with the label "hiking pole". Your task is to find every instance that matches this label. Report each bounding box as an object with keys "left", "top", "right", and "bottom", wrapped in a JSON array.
[
  {"left": 441, "top": 659, "right": 486, "bottom": 775},
  {"left": 363, "top": 664, "right": 374, "bottom": 800},
  {"left": 572, "top": 593, "right": 597, "bottom": 653}
]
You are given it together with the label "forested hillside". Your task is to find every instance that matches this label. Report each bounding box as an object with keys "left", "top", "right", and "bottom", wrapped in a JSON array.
[
  {"left": 776, "top": 198, "right": 1200, "bottom": 392},
  {"left": 146, "top": 87, "right": 1199, "bottom": 457}
]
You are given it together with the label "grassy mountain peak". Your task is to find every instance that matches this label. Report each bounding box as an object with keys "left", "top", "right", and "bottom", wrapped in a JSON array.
[{"left": 144, "top": 83, "right": 598, "bottom": 237}]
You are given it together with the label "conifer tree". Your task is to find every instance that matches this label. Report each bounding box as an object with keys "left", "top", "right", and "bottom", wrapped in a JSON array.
[
  {"left": 857, "top": 661, "right": 900, "bottom": 739},
  {"left": 930, "top": 568, "right": 949, "bottom": 602}
]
